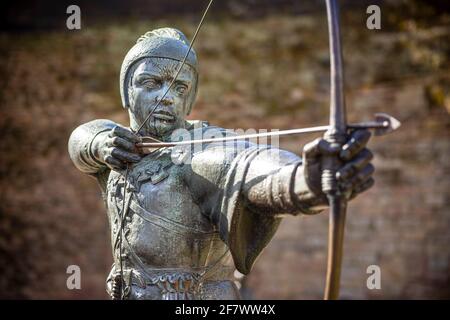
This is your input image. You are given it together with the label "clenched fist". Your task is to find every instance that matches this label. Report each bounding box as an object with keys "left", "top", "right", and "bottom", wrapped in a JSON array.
[
  {"left": 94, "top": 125, "right": 142, "bottom": 171},
  {"left": 302, "top": 129, "right": 375, "bottom": 204}
]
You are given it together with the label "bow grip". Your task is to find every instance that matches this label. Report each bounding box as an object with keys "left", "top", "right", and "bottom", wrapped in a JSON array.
[{"left": 321, "top": 130, "right": 347, "bottom": 196}]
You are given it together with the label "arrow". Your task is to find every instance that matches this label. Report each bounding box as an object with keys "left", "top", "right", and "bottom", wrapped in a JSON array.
[{"left": 136, "top": 113, "right": 400, "bottom": 154}]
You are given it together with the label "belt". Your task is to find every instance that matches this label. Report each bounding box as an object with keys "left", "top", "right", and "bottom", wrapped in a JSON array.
[{"left": 133, "top": 269, "right": 203, "bottom": 300}]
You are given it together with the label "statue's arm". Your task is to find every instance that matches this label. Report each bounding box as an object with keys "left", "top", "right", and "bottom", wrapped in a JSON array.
[
  {"left": 185, "top": 142, "right": 325, "bottom": 217},
  {"left": 68, "top": 119, "right": 117, "bottom": 174},
  {"left": 241, "top": 147, "right": 326, "bottom": 216}
]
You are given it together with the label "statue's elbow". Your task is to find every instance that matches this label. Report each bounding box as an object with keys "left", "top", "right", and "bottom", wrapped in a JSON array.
[{"left": 67, "top": 124, "right": 100, "bottom": 175}]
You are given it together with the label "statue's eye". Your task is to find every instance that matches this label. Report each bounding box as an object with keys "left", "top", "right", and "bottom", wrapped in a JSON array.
[
  {"left": 143, "top": 78, "right": 159, "bottom": 88},
  {"left": 175, "top": 84, "right": 188, "bottom": 95}
]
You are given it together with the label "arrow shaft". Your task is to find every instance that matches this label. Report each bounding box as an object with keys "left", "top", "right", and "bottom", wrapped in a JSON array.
[
  {"left": 138, "top": 125, "right": 329, "bottom": 148},
  {"left": 136, "top": 120, "right": 390, "bottom": 149}
]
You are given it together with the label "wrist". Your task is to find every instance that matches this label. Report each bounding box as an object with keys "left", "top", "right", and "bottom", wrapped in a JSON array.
[
  {"left": 293, "top": 164, "right": 328, "bottom": 214},
  {"left": 89, "top": 130, "right": 111, "bottom": 165}
]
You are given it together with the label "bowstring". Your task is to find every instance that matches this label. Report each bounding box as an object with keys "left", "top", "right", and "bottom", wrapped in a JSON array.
[
  {"left": 116, "top": 0, "right": 214, "bottom": 300},
  {"left": 118, "top": 165, "right": 128, "bottom": 299}
]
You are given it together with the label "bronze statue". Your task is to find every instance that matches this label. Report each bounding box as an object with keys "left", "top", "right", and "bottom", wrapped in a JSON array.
[{"left": 68, "top": 1, "right": 399, "bottom": 300}]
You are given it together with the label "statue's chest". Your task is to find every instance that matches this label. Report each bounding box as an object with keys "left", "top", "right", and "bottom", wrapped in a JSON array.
[
  {"left": 107, "top": 149, "right": 208, "bottom": 228},
  {"left": 106, "top": 149, "right": 223, "bottom": 269}
]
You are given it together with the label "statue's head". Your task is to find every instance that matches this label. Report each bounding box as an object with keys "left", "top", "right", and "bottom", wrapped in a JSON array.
[{"left": 120, "top": 28, "right": 198, "bottom": 139}]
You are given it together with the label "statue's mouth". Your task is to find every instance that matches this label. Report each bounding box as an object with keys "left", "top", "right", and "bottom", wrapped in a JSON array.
[{"left": 152, "top": 111, "right": 176, "bottom": 124}]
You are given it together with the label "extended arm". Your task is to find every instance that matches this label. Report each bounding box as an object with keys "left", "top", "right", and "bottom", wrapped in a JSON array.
[
  {"left": 183, "top": 127, "right": 375, "bottom": 219},
  {"left": 186, "top": 140, "right": 324, "bottom": 217},
  {"left": 241, "top": 147, "right": 325, "bottom": 216},
  {"left": 242, "top": 129, "right": 375, "bottom": 216}
]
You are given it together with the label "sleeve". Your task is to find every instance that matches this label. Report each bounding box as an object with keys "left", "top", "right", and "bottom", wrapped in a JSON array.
[
  {"left": 68, "top": 119, "right": 117, "bottom": 175},
  {"left": 241, "top": 146, "right": 325, "bottom": 216}
]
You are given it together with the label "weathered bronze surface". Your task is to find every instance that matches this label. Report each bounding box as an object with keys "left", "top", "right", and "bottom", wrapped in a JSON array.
[{"left": 68, "top": 24, "right": 387, "bottom": 300}]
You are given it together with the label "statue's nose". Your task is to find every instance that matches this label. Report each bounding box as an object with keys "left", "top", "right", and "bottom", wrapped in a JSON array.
[{"left": 158, "top": 95, "right": 174, "bottom": 106}]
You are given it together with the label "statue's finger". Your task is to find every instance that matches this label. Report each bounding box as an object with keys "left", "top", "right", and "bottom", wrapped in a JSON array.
[
  {"left": 303, "top": 138, "right": 338, "bottom": 162},
  {"left": 340, "top": 129, "right": 371, "bottom": 161},
  {"left": 303, "top": 138, "right": 322, "bottom": 161},
  {"left": 352, "top": 177, "right": 375, "bottom": 198},
  {"left": 110, "top": 126, "right": 141, "bottom": 143},
  {"left": 109, "top": 137, "right": 138, "bottom": 153},
  {"left": 111, "top": 148, "right": 141, "bottom": 163},
  {"left": 105, "top": 155, "right": 126, "bottom": 170},
  {"left": 349, "top": 163, "right": 375, "bottom": 188},
  {"left": 336, "top": 149, "right": 373, "bottom": 181}
]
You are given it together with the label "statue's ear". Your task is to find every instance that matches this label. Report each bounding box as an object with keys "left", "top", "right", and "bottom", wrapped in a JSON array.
[
  {"left": 121, "top": 62, "right": 138, "bottom": 109},
  {"left": 123, "top": 95, "right": 131, "bottom": 109},
  {"left": 122, "top": 74, "right": 134, "bottom": 109},
  {"left": 186, "top": 100, "right": 194, "bottom": 116}
]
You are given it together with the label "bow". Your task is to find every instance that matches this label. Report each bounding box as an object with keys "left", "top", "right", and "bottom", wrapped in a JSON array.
[
  {"left": 321, "top": 0, "right": 402, "bottom": 299},
  {"left": 322, "top": 0, "right": 347, "bottom": 300}
]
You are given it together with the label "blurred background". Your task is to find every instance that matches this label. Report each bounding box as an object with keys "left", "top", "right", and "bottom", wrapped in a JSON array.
[{"left": 0, "top": 0, "right": 449, "bottom": 299}]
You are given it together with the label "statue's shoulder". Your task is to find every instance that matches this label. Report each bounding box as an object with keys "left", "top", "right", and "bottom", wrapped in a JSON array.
[{"left": 184, "top": 121, "right": 243, "bottom": 175}]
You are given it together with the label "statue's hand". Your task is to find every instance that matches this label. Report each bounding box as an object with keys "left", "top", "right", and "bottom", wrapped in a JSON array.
[
  {"left": 95, "top": 125, "right": 142, "bottom": 171},
  {"left": 302, "top": 129, "right": 374, "bottom": 204}
]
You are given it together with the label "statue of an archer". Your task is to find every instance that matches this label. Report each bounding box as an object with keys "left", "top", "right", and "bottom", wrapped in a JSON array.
[{"left": 68, "top": 7, "right": 398, "bottom": 300}]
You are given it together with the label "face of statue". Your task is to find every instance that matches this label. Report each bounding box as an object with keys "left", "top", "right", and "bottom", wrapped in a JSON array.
[{"left": 128, "top": 58, "right": 196, "bottom": 140}]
